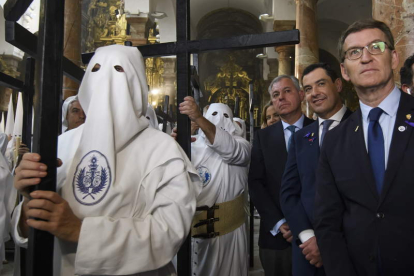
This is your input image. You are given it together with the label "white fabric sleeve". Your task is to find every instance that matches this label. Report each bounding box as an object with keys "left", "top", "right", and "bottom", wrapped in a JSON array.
[
  {"left": 10, "top": 201, "right": 28, "bottom": 248},
  {"left": 299, "top": 229, "right": 315, "bottom": 243},
  {"left": 206, "top": 128, "right": 251, "bottom": 166},
  {"left": 74, "top": 159, "right": 199, "bottom": 275}
]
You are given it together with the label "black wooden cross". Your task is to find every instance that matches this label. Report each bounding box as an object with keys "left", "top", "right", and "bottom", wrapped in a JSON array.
[{"left": 2, "top": 0, "right": 299, "bottom": 275}]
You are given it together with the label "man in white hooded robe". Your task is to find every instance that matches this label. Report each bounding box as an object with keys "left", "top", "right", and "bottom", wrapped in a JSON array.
[
  {"left": 12, "top": 45, "right": 201, "bottom": 276},
  {"left": 179, "top": 97, "right": 251, "bottom": 276},
  {"left": 0, "top": 133, "right": 15, "bottom": 272}
]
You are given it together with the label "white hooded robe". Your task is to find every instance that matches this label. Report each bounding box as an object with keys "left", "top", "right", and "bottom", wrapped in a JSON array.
[
  {"left": 12, "top": 45, "right": 201, "bottom": 276},
  {"left": 191, "top": 104, "right": 251, "bottom": 276}
]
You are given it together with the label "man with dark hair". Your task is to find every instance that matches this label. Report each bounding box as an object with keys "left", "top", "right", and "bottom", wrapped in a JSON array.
[
  {"left": 249, "top": 75, "right": 313, "bottom": 276},
  {"left": 280, "top": 63, "right": 351, "bottom": 276},
  {"left": 400, "top": 54, "right": 414, "bottom": 94},
  {"left": 314, "top": 19, "right": 414, "bottom": 275}
]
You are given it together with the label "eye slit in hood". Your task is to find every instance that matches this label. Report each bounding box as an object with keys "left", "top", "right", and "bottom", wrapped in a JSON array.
[
  {"left": 91, "top": 63, "right": 101, "bottom": 72},
  {"left": 114, "top": 65, "right": 124, "bottom": 72}
]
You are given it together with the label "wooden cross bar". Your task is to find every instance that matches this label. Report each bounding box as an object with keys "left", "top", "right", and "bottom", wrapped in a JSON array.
[
  {"left": 0, "top": 71, "right": 24, "bottom": 91},
  {"left": 5, "top": 21, "right": 84, "bottom": 83},
  {"left": 24, "top": 0, "right": 65, "bottom": 274},
  {"left": 3, "top": 0, "right": 33, "bottom": 21}
]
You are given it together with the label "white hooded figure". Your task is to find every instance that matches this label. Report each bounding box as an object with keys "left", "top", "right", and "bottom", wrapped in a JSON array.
[
  {"left": 0, "top": 133, "right": 14, "bottom": 273},
  {"left": 191, "top": 103, "right": 251, "bottom": 276},
  {"left": 61, "top": 96, "right": 78, "bottom": 133},
  {"left": 145, "top": 103, "right": 159, "bottom": 129},
  {"left": 233, "top": 117, "right": 247, "bottom": 139},
  {"left": 12, "top": 45, "right": 201, "bottom": 276}
]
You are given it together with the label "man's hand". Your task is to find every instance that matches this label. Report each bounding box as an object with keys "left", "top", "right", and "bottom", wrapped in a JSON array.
[
  {"left": 15, "top": 153, "right": 48, "bottom": 199},
  {"left": 26, "top": 190, "right": 82, "bottom": 243},
  {"left": 299, "top": 236, "right": 323, "bottom": 267},
  {"left": 179, "top": 96, "right": 203, "bottom": 122},
  {"left": 279, "top": 222, "right": 293, "bottom": 243}
]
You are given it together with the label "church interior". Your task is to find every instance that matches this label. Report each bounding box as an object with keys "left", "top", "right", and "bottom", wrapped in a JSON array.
[
  {"left": 0, "top": 0, "right": 413, "bottom": 275},
  {"left": 1, "top": 0, "right": 412, "bottom": 133}
]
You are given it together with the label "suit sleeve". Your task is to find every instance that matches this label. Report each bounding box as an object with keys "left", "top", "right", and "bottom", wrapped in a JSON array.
[
  {"left": 314, "top": 142, "right": 357, "bottom": 276},
  {"left": 248, "top": 131, "right": 284, "bottom": 231},
  {"left": 280, "top": 133, "right": 313, "bottom": 237}
]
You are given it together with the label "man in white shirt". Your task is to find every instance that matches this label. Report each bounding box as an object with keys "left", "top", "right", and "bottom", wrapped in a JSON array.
[
  {"left": 314, "top": 19, "right": 414, "bottom": 276},
  {"left": 248, "top": 75, "right": 313, "bottom": 276},
  {"left": 280, "top": 63, "right": 352, "bottom": 276}
]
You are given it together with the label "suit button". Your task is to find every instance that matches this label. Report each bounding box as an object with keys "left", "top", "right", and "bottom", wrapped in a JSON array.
[
  {"left": 369, "top": 255, "right": 375, "bottom": 262},
  {"left": 376, "top": 213, "right": 385, "bottom": 219}
]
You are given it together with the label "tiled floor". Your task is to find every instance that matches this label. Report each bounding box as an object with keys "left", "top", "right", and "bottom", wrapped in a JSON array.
[{"left": 2, "top": 217, "right": 264, "bottom": 276}]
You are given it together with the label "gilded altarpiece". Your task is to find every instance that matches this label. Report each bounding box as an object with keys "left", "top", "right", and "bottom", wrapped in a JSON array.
[{"left": 204, "top": 56, "right": 255, "bottom": 121}]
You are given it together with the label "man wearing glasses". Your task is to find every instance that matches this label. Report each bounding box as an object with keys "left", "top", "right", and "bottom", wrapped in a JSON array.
[{"left": 314, "top": 19, "right": 414, "bottom": 276}]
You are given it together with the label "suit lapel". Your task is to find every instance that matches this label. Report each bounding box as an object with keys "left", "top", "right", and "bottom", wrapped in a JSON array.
[
  {"left": 270, "top": 121, "right": 288, "bottom": 162},
  {"left": 351, "top": 109, "right": 380, "bottom": 201},
  {"left": 380, "top": 92, "right": 414, "bottom": 204}
]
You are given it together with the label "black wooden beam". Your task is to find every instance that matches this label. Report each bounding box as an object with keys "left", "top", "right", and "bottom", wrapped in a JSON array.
[
  {"left": 22, "top": 57, "right": 34, "bottom": 150},
  {"left": 82, "top": 30, "right": 300, "bottom": 63},
  {"left": 3, "top": 0, "right": 34, "bottom": 21},
  {"left": 0, "top": 71, "right": 24, "bottom": 91},
  {"left": 5, "top": 21, "right": 84, "bottom": 83},
  {"left": 176, "top": 0, "right": 192, "bottom": 275},
  {"left": 5, "top": 21, "right": 37, "bottom": 57},
  {"left": 27, "top": 0, "right": 65, "bottom": 274}
]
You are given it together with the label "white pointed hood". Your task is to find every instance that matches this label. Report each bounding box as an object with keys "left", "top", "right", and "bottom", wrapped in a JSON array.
[{"left": 64, "top": 45, "right": 149, "bottom": 199}]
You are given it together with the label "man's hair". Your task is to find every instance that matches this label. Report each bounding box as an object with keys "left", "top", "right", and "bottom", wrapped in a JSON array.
[
  {"left": 338, "top": 19, "right": 395, "bottom": 61},
  {"left": 301, "top": 63, "right": 338, "bottom": 84},
  {"left": 268, "top": 75, "right": 301, "bottom": 94},
  {"left": 400, "top": 54, "right": 414, "bottom": 86}
]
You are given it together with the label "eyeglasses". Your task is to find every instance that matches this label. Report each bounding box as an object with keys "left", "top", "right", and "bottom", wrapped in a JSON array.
[{"left": 343, "top": 41, "right": 389, "bottom": 60}]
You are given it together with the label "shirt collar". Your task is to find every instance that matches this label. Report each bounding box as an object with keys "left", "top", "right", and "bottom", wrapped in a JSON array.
[
  {"left": 282, "top": 114, "right": 305, "bottom": 130},
  {"left": 319, "top": 105, "right": 347, "bottom": 126},
  {"left": 360, "top": 86, "right": 400, "bottom": 123}
]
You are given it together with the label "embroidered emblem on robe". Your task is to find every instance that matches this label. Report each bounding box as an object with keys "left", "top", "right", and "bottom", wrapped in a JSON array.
[
  {"left": 197, "top": 166, "right": 211, "bottom": 187},
  {"left": 72, "top": 150, "right": 112, "bottom": 205}
]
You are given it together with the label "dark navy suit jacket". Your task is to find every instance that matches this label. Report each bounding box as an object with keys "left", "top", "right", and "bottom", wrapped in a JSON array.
[
  {"left": 280, "top": 108, "right": 352, "bottom": 275},
  {"left": 314, "top": 91, "right": 414, "bottom": 276},
  {"left": 248, "top": 116, "right": 314, "bottom": 250}
]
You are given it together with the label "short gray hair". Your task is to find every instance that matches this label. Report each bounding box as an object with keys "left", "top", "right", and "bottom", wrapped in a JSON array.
[{"left": 268, "top": 75, "right": 301, "bottom": 94}]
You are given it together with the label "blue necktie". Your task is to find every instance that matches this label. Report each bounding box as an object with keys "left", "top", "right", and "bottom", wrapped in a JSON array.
[
  {"left": 287, "top": 125, "right": 296, "bottom": 150},
  {"left": 320, "top": 120, "right": 334, "bottom": 146},
  {"left": 368, "top": 107, "right": 385, "bottom": 194}
]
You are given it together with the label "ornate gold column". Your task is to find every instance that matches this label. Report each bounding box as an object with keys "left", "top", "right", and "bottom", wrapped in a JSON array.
[
  {"left": 274, "top": 20, "right": 296, "bottom": 77},
  {"left": 161, "top": 57, "right": 177, "bottom": 106},
  {"left": 294, "top": 0, "right": 319, "bottom": 80},
  {"left": 372, "top": 0, "right": 414, "bottom": 84},
  {"left": 63, "top": 0, "right": 82, "bottom": 100}
]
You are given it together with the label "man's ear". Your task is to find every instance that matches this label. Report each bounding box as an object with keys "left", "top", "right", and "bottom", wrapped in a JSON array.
[
  {"left": 391, "top": 49, "right": 399, "bottom": 70},
  {"left": 340, "top": 63, "right": 351, "bottom": 82},
  {"left": 401, "top": 84, "right": 410, "bottom": 94},
  {"left": 335, "top": 78, "right": 343, "bottom": 93},
  {"left": 299, "top": 89, "right": 305, "bottom": 102}
]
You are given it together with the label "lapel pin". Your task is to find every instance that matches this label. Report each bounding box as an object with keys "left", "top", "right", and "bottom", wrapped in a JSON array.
[
  {"left": 311, "top": 133, "right": 314, "bottom": 137},
  {"left": 355, "top": 126, "right": 359, "bottom": 132},
  {"left": 399, "top": 126, "right": 406, "bottom": 132},
  {"left": 406, "top": 114, "right": 411, "bottom": 120}
]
